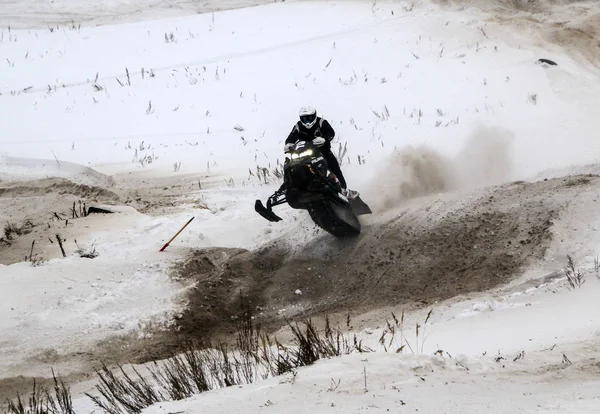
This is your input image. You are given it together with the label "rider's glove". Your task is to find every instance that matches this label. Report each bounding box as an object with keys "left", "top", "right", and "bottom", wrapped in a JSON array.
[{"left": 312, "top": 137, "right": 326, "bottom": 147}]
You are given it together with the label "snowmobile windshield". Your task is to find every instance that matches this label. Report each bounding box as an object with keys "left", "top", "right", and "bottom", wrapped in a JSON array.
[{"left": 300, "top": 114, "right": 316, "bottom": 126}]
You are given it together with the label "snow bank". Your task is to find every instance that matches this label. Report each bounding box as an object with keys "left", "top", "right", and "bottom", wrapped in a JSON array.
[{"left": 0, "top": 155, "right": 115, "bottom": 186}]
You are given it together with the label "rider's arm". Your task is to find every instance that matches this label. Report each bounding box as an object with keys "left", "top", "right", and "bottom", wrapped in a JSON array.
[
  {"left": 285, "top": 124, "right": 300, "bottom": 144},
  {"left": 320, "top": 119, "right": 335, "bottom": 141}
]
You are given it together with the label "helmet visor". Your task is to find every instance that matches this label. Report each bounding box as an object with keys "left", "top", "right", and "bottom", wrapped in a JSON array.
[{"left": 300, "top": 114, "right": 316, "bottom": 126}]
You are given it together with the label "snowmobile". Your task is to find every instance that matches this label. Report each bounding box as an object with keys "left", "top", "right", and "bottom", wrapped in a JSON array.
[{"left": 254, "top": 140, "right": 372, "bottom": 237}]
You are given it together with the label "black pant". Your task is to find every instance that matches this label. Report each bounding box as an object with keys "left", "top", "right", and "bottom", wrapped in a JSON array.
[{"left": 323, "top": 149, "right": 347, "bottom": 189}]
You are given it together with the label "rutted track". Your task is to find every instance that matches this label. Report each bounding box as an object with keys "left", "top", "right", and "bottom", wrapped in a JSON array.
[{"left": 163, "top": 174, "right": 599, "bottom": 352}]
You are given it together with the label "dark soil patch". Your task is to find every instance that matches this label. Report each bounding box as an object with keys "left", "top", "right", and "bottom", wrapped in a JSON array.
[
  {"left": 563, "top": 174, "right": 597, "bottom": 187},
  {"left": 0, "top": 376, "right": 47, "bottom": 409},
  {"left": 0, "top": 371, "right": 91, "bottom": 411}
]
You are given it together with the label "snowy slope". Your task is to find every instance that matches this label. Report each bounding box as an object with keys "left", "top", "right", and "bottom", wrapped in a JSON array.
[
  {"left": 143, "top": 350, "right": 600, "bottom": 414},
  {"left": 2, "top": 1, "right": 600, "bottom": 179},
  {"left": 1, "top": 0, "right": 600, "bottom": 411},
  {"left": 141, "top": 269, "right": 600, "bottom": 413}
]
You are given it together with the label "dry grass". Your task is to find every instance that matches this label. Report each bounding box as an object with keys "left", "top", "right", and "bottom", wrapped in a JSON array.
[
  {"left": 195, "top": 193, "right": 209, "bottom": 210},
  {"left": 1, "top": 219, "right": 35, "bottom": 245},
  {"left": 564, "top": 254, "right": 585, "bottom": 289},
  {"left": 248, "top": 164, "right": 283, "bottom": 185},
  {"left": 527, "top": 93, "right": 538, "bottom": 105},
  {"left": 5, "top": 370, "right": 74, "bottom": 414},
  {"left": 85, "top": 307, "right": 372, "bottom": 414},
  {"left": 7, "top": 308, "right": 439, "bottom": 414},
  {"left": 74, "top": 240, "right": 99, "bottom": 259},
  {"left": 25, "top": 240, "right": 47, "bottom": 267},
  {"left": 378, "top": 308, "right": 434, "bottom": 354}
]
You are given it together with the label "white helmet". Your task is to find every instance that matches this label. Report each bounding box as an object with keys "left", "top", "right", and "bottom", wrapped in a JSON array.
[{"left": 299, "top": 106, "right": 317, "bottom": 129}]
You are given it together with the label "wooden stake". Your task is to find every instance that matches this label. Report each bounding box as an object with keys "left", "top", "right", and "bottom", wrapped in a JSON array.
[
  {"left": 56, "top": 234, "right": 66, "bottom": 257},
  {"left": 159, "top": 217, "right": 195, "bottom": 252}
]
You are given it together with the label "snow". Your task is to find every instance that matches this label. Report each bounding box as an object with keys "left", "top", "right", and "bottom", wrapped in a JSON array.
[
  {"left": 0, "top": 207, "right": 180, "bottom": 376},
  {"left": 2, "top": 1, "right": 599, "bottom": 179},
  {"left": 1, "top": 0, "right": 600, "bottom": 411},
  {"left": 0, "top": 155, "right": 115, "bottom": 184},
  {"left": 142, "top": 352, "right": 600, "bottom": 413},
  {"left": 142, "top": 279, "right": 600, "bottom": 414}
]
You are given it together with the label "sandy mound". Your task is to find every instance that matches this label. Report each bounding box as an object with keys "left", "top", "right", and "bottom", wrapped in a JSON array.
[
  {"left": 0, "top": 176, "right": 121, "bottom": 265},
  {"left": 0, "top": 169, "right": 212, "bottom": 265},
  {"left": 0, "top": 178, "right": 119, "bottom": 200},
  {"left": 542, "top": 11, "right": 600, "bottom": 67},
  {"left": 433, "top": 0, "right": 600, "bottom": 67}
]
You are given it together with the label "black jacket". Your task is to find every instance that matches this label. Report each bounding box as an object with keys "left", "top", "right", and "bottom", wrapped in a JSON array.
[{"left": 285, "top": 117, "right": 335, "bottom": 150}]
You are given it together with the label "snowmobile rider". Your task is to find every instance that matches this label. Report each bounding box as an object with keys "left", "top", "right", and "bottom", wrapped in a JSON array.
[{"left": 284, "top": 106, "right": 356, "bottom": 198}]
